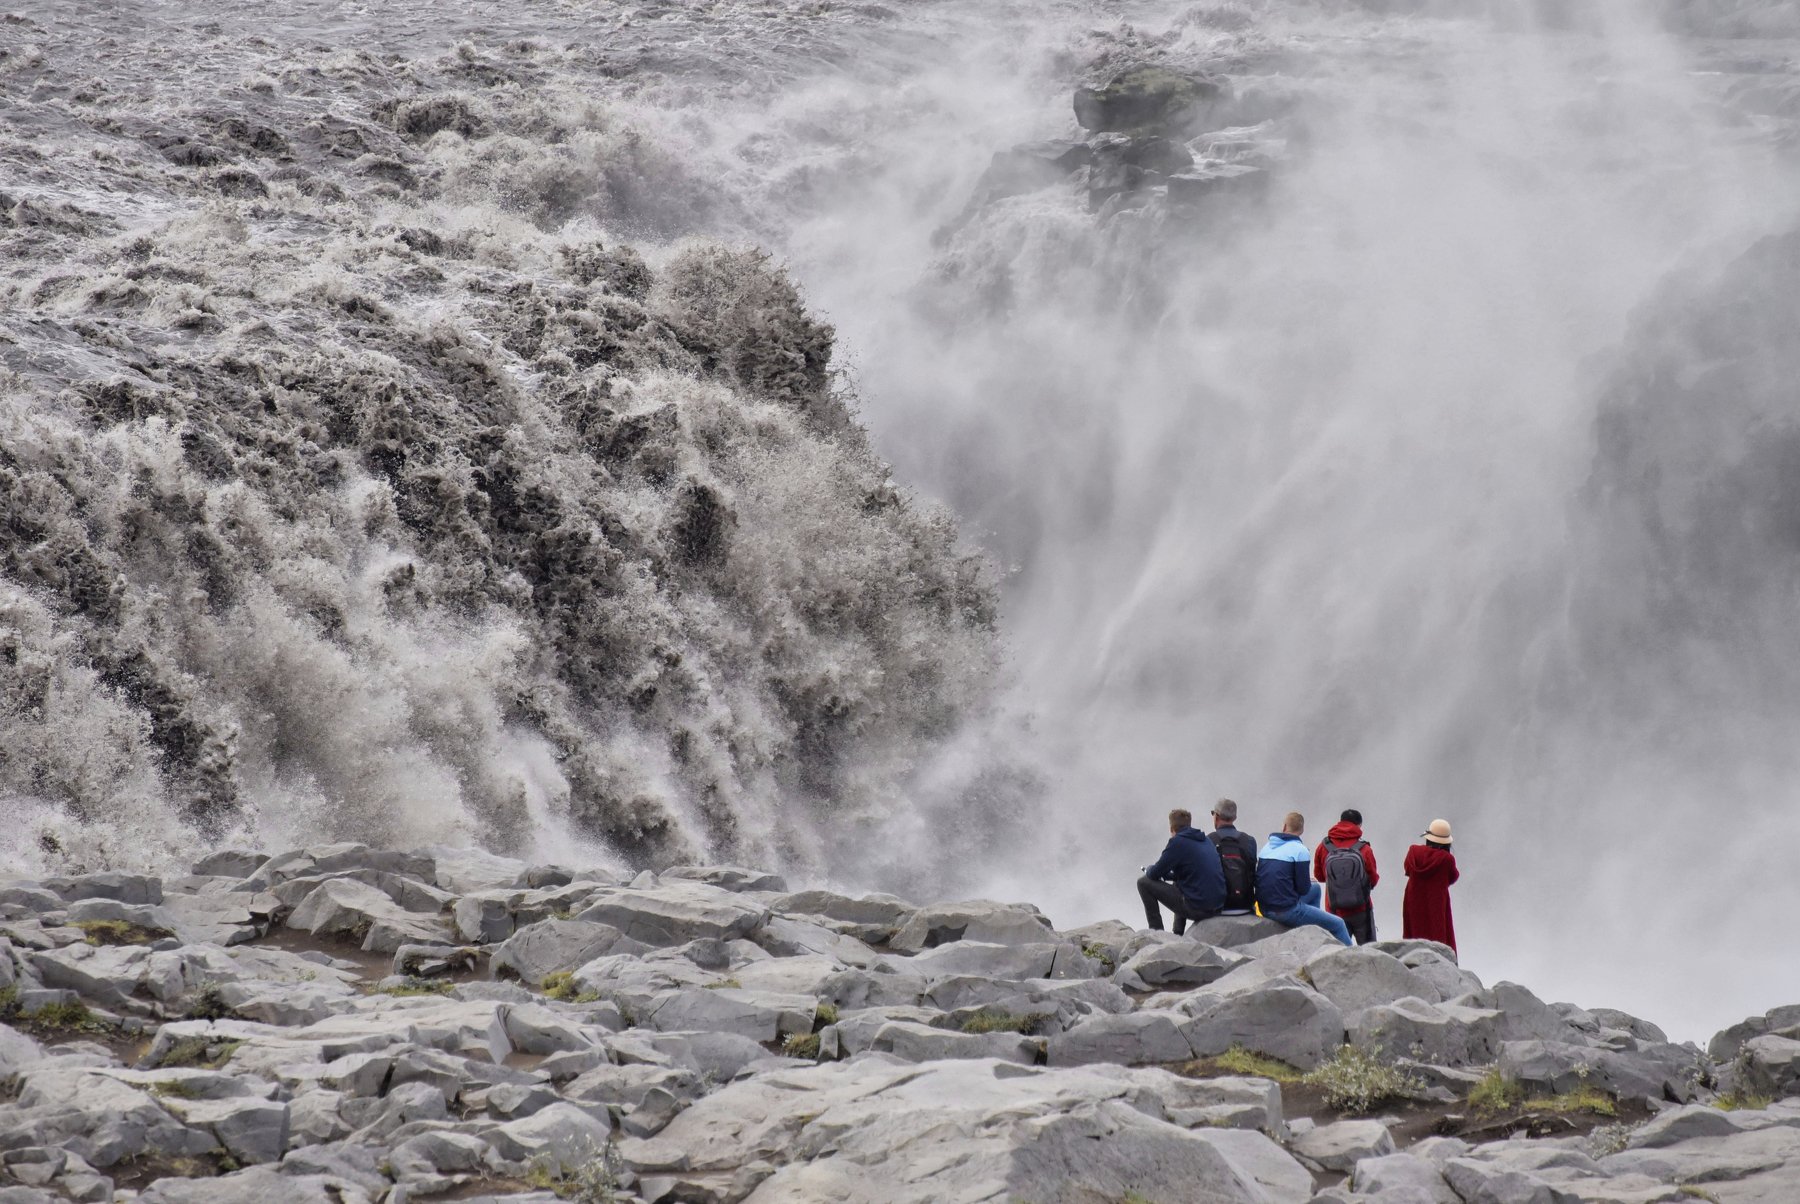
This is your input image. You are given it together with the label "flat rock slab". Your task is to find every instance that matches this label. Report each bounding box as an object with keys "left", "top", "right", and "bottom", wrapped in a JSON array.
[
  {"left": 1292, "top": 1118, "right": 1396, "bottom": 1172},
  {"left": 888, "top": 900, "right": 1056, "bottom": 953},
  {"left": 575, "top": 883, "right": 768, "bottom": 946}
]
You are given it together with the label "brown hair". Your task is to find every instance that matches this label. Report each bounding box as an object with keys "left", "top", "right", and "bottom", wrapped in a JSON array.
[
  {"left": 1283, "top": 811, "right": 1305, "bottom": 834},
  {"left": 1169, "top": 808, "right": 1193, "bottom": 830}
]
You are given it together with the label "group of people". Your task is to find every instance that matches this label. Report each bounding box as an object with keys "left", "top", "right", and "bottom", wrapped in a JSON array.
[{"left": 1135, "top": 800, "right": 1460, "bottom": 951}]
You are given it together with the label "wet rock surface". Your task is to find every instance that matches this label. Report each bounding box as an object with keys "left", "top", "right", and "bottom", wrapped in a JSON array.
[{"left": 2, "top": 850, "right": 1798, "bottom": 1202}]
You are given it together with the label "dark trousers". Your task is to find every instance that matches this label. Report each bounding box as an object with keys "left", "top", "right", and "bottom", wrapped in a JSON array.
[
  {"left": 1341, "top": 909, "right": 1376, "bottom": 945},
  {"left": 1138, "top": 875, "right": 1215, "bottom": 935}
]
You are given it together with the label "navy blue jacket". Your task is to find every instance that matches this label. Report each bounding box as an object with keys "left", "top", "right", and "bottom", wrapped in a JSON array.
[
  {"left": 1146, "top": 827, "right": 1227, "bottom": 914},
  {"left": 1255, "top": 832, "right": 1312, "bottom": 914}
]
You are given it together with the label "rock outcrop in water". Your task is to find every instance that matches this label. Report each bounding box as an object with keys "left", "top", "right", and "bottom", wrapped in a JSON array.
[
  {"left": 2, "top": 849, "right": 1799, "bottom": 1203},
  {"left": 0, "top": 18, "right": 1003, "bottom": 877}
]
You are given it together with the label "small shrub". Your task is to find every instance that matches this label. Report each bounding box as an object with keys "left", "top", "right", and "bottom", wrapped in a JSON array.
[
  {"left": 148, "top": 1080, "right": 206, "bottom": 1101},
  {"left": 76, "top": 919, "right": 173, "bottom": 946},
  {"left": 1714, "top": 1091, "right": 1773, "bottom": 1112},
  {"left": 156, "top": 1037, "right": 243, "bottom": 1070},
  {"left": 1302, "top": 1045, "right": 1424, "bottom": 1114},
  {"left": 525, "top": 1136, "right": 624, "bottom": 1202},
  {"left": 1081, "top": 942, "right": 1117, "bottom": 972},
  {"left": 184, "top": 982, "right": 236, "bottom": 1021},
  {"left": 783, "top": 1033, "right": 822, "bottom": 1060},
  {"left": 1468, "top": 1067, "right": 1524, "bottom": 1112},
  {"left": 1210, "top": 1046, "right": 1302, "bottom": 1083},
  {"left": 0, "top": 987, "right": 18, "bottom": 1019},
  {"left": 814, "top": 1002, "right": 839, "bottom": 1028},
  {"left": 959, "top": 1009, "right": 1049, "bottom": 1036},
  {"left": 1538, "top": 1085, "right": 1617, "bottom": 1117},
  {"left": 24, "top": 1000, "right": 112, "bottom": 1034},
  {"left": 1586, "top": 1121, "right": 1636, "bottom": 1157},
  {"left": 541, "top": 971, "right": 602, "bottom": 1005},
  {"left": 375, "top": 977, "right": 453, "bottom": 998},
  {"left": 703, "top": 978, "right": 742, "bottom": 990}
]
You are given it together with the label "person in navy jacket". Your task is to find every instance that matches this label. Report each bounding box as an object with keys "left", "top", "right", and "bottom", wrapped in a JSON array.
[{"left": 1137, "top": 808, "right": 1227, "bottom": 935}]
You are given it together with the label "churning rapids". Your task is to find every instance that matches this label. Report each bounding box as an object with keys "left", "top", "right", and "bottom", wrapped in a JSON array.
[{"left": 5, "top": 0, "right": 1800, "bottom": 1040}]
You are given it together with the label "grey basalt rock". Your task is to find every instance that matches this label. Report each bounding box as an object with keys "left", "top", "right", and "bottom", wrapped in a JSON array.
[
  {"left": 1183, "top": 982, "right": 1346, "bottom": 1070},
  {"left": 772, "top": 888, "right": 914, "bottom": 930},
  {"left": 1740, "top": 1033, "right": 1800, "bottom": 1098},
  {"left": 156, "top": 1096, "right": 290, "bottom": 1165},
  {"left": 574, "top": 882, "right": 769, "bottom": 946},
  {"left": 1183, "top": 914, "right": 1287, "bottom": 948},
  {"left": 1711, "top": 1003, "right": 1800, "bottom": 1062},
  {"left": 1290, "top": 1118, "right": 1395, "bottom": 1172},
  {"left": 643, "top": 986, "right": 815, "bottom": 1042},
  {"left": 904, "top": 939, "right": 1066, "bottom": 981},
  {"left": 284, "top": 877, "right": 452, "bottom": 954},
  {"left": 887, "top": 899, "right": 1056, "bottom": 953},
  {"left": 1116, "top": 938, "right": 1247, "bottom": 990},
  {"left": 1045, "top": 1010, "right": 1194, "bottom": 1067},
  {"left": 661, "top": 864, "right": 788, "bottom": 893},
  {"left": 1303, "top": 944, "right": 1444, "bottom": 1016},
  {"left": 1499, "top": 1038, "right": 1704, "bottom": 1103},
  {"left": 191, "top": 850, "right": 270, "bottom": 879},
  {"left": 489, "top": 918, "right": 646, "bottom": 985},
  {"left": 1350, "top": 995, "right": 1505, "bottom": 1067},
  {"left": 1351, "top": 1151, "right": 1461, "bottom": 1202},
  {"left": 40, "top": 872, "right": 162, "bottom": 907}
]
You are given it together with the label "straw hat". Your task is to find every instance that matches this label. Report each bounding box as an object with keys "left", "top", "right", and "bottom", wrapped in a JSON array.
[{"left": 1421, "top": 818, "right": 1453, "bottom": 846}]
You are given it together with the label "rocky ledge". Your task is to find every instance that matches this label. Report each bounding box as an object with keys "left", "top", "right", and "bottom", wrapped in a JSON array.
[{"left": 1, "top": 847, "right": 1797, "bottom": 1203}]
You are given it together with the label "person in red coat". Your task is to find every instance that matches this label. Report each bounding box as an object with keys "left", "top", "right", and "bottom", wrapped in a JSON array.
[
  {"left": 1312, "top": 809, "right": 1380, "bottom": 945},
  {"left": 1402, "top": 818, "right": 1460, "bottom": 954}
]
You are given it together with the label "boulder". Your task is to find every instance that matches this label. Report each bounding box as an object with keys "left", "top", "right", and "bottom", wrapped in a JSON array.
[
  {"left": 1441, "top": 1157, "right": 1582, "bottom": 1204},
  {"left": 906, "top": 940, "right": 1063, "bottom": 981},
  {"left": 490, "top": 919, "right": 646, "bottom": 985},
  {"left": 1183, "top": 983, "right": 1346, "bottom": 1070},
  {"left": 136, "top": 1169, "right": 368, "bottom": 1204},
  {"left": 1740, "top": 1033, "right": 1800, "bottom": 1099},
  {"left": 1045, "top": 1010, "right": 1194, "bottom": 1067},
  {"left": 1351, "top": 1151, "right": 1461, "bottom": 1202},
  {"left": 1290, "top": 1118, "right": 1395, "bottom": 1172},
  {"left": 1350, "top": 996, "right": 1505, "bottom": 1067},
  {"left": 1073, "top": 65, "right": 1222, "bottom": 134},
  {"left": 644, "top": 987, "right": 814, "bottom": 1042},
  {"left": 1710, "top": 1003, "right": 1800, "bottom": 1062},
  {"left": 1234, "top": 925, "right": 1345, "bottom": 961},
  {"left": 40, "top": 873, "right": 162, "bottom": 907},
  {"left": 421, "top": 845, "right": 532, "bottom": 894},
  {"left": 888, "top": 900, "right": 1055, "bottom": 952},
  {"left": 660, "top": 865, "right": 787, "bottom": 893},
  {"left": 815, "top": 966, "right": 928, "bottom": 1011},
  {"left": 974, "top": 140, "right": 1094, "bottom": 204},
  {"left": 284, "top": 878, "right": 450, "bottom": 954},
  {"left": 27, "top": 944, "right": 151, "bottom": 1007},
  {"left": 575, "top": 882, "right": 768, "bottom": 946},
  {"left": 156, "top": 1097, "right": 290, "bottom": 1165},
  {"left": 772, "top": 889, "right": 913, "bottom": 931},
  {"left": 1117, "top": 940, "right": 1247, "bottom": 990},
  {"left": 190, "top": 851, "right": 269, "bottom": 879},
  {"left": 1498, "top": 1039, "right": 1702, "bottom": 1103},
  {"left": 1398, "top": 947, "right": 1484, "bottom": 1001},
  {"left": 861, "top": 1019, "right": 1039, "bottom": 1065},
  {"left": 1187, "top": 1127, "right": 1314, "bottom": 1199},
  {"left": 1304, "top": 945, "right": 1442, "bottom": 1016},
  {"left": 486, "top": 1101, "right": 613, "bottom": 1166}
]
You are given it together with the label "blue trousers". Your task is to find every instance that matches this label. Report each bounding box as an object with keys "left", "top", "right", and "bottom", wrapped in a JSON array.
[{"left": 1270, "top": 883, "right": 1352, "bottom": 946}]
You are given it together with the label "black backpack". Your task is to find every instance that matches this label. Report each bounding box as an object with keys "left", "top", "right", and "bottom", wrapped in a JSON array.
[
  {"left": 1210, "top": 831, "right": 1255, "bottom": 910},
  {"left": 1324, "top": 840, "right": 1370, "bottom": 911}
]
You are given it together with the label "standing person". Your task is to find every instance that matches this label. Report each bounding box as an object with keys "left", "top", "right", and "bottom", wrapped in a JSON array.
[
  {"left": 1402, "top": 819, "right": 1459, "bottom": 954},
  {"left": 1207, "top": 799, "right": 1258, "bottom": 915},
  {"left": 1255, "top": 812, "right": 1352, "bottom": 945},
  {"left": 1313, "top": 808, "right": 1380, "bottom": 945},
  {"left": 1137, "top": 808, "right": 1227, "bottom": 935}
]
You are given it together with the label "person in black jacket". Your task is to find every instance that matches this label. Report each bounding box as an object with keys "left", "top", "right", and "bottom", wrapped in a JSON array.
[
  {"left": 1137, "top": 808, "right": 1227, "bottom": 935},
  {"left": 1207, "top": 798, "right": 1259, "bottom": 915}
]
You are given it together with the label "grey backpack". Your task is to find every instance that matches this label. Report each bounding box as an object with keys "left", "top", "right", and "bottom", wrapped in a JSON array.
[{"left": 1324, "top": 841, "right": 1370, "bottom": 910}]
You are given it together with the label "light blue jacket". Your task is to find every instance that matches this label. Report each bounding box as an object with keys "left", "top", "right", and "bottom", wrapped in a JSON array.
[{"left": 1256, "top": 832, "right": 1312, "bottom": 913}]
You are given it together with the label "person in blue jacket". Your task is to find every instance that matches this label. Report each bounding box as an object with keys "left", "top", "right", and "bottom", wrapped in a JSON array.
[
  {"left": 1256, "top": 811, "right": 1352, "bottom": 945},
  {"left": 1137, "top": 808, "right": 1227, "bottom": 935}
]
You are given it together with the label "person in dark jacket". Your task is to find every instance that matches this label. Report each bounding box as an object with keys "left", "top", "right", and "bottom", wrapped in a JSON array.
[
  {"left": 1255, "top": 811, "right": 1351, "bottom": 945},
  {"left": 1138, "top": 808, "right": 1227, "bottom": 935},
  {"left": 1207, "top": 798, "right": 1259, "bottom": 915},
  {"left": 1402, "top": 818, "right": 1459, "bottom": 953},
  {"left": 1312, "top": 808, "right": 1380, "bottom": 945}
]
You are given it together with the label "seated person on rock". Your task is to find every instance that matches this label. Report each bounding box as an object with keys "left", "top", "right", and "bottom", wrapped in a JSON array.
[
  {"left": 1137, "top": 807, "right": 1227, "bottom": 936},
  {"left": 1206, "top": 797, "right": 1258, "bottom": 916},
  {"left": 1256, "top": 811, "right": 1352, "bottom": 946}
]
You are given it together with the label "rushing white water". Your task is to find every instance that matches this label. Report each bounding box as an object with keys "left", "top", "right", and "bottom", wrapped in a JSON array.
[{"left": 5, "top": 0, "right": 1800, "bottom": 1039}]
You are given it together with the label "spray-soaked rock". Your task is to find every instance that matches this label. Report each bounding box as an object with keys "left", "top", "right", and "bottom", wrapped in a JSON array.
[{"left": 1073, "top": 66, "right": 1222, "bottom": 134}]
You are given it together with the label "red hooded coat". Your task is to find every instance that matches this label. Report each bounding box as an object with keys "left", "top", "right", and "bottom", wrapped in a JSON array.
[{"left": 1402, "top": 842, "right": 1459, "bottom": 953}]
